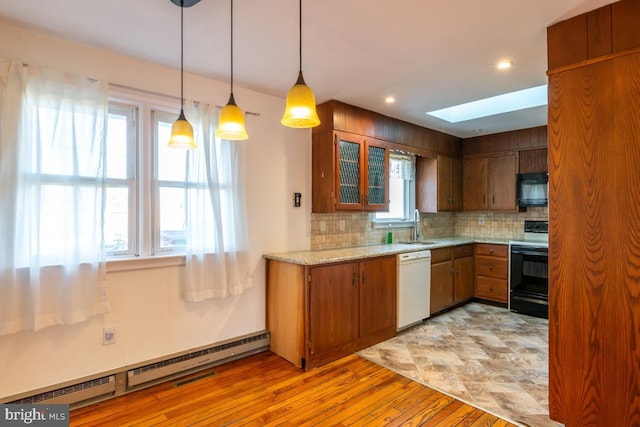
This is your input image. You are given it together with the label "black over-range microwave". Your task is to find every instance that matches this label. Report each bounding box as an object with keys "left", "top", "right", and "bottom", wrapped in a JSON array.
[{"left": 517, "top": 172, "right": 548, "bottom": 207}]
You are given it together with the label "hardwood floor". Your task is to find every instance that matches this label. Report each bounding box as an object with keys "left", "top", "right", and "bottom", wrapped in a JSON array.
[{"left": 70, "top": 352, "right": 515, "bottom": 426}]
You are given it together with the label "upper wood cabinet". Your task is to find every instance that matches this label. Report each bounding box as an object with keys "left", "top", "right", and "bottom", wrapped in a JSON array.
[
  {"left": 312, "top": 131, "right": 389, "bottom": 213},
  {"left": 416, "top": 155, "right": 462, "bottom": 212},
  {"left": 463, "top": 157, "right": 488, "bottom": 210},
  {"left": 463, "top": 153, "right": 518, "bottom": 211},
  {"left": 519, "top": 148, "right": 548, "bottom": 173}
]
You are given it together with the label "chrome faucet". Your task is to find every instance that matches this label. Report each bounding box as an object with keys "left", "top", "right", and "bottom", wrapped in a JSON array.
[{"left": 413, "top": 209, "right": 420, "bottom": 241}]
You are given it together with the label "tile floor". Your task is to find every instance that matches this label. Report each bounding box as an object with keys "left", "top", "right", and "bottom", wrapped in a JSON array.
[{"left": 358, "top": 302, "right": 561, "bottom": 427}]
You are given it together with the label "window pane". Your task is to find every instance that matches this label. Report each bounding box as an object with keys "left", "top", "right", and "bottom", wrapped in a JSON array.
[
  {"left": 106, "top": 112, "right": 129, "bottom": 179},
  {"left": 105, "top": 186, "right": 129, "bottom": 252},
  {"left": 157, "top": 118, "right": 187, "bottom": 182},
  {"left": 159, "top": 187, "right": 186, "bottom": 249},
  {"left": 375, "top": 177, "right": 405, "bottom": 219},
  {"left": 38, "top": 184, "right": 101, "bottom": 264}
]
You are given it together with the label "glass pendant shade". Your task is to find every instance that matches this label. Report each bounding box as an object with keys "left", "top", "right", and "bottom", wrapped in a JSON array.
[
  {"left": 281, "top": 70, "right": 320, "bottom": 128},
  {"left": 216, "top": 94, "right": 248, "bottom": 140},
  {"left": 169, "top": 110, "right": 196, "bottom": 149}
]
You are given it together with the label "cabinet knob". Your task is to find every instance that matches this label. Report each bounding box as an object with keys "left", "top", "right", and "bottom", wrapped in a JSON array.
[
  {"left": 489, "top": 248, "right": 494, "bottom": 254},
  {"left": 489, "top": 287, "right": 494, "bottom": 292},
  {"left": 489, "top": 264, "right": 494, "bottom": 271}
]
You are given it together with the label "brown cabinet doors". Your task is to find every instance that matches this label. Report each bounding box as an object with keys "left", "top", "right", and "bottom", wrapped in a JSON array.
[
  {"left": 453, "top": 250, "right": 474, "bottom": 303},
  {"left": 308, "top": 262, "right": 359, "bottom": 355},
  {"left": 334, "top": 132, "right": 389, "bottom": 212},
  {"left": 463, "top": 157, "right": 488, "bottom": 210},
  {"left": 416, "top": 155, "right": 462, "bottom": 213},
  {"left": 463, "top": 154, "right": 517, "bottom": 211},
  {"left": 488, "top": 154, "right": 517, "bottom": 210},
  {"left": 359, "top": 256, "right": 396, "bottom": 338}
]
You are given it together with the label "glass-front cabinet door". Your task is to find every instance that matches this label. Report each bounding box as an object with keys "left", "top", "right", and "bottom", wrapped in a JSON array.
[
  {"left": 336, "top": 137, "right": 363, "bottom": 209},
  {"left": 365, "top": 141, "right": 389, "bottom": 211},
  {"left": 334, "top": 132, "right": 389, "bottom": 211}
]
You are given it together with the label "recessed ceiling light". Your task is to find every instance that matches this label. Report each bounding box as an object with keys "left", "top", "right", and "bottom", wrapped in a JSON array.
[
  {"left": 426, "top": 84, "right": 547, "bottom": 123},
  {"left": 385, "top": 96, "right": 395, "bottom": 104},
  {"left": 497, "top": 60, "right": 512, "bottom": 70}
]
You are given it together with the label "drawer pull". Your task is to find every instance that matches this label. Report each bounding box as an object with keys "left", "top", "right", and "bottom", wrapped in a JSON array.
[
  {"left": 489, "top": 264, "right": 494, "bottom": 271},
  {"left": 489, "top": 248, "right": 494, "bottom": 254}
]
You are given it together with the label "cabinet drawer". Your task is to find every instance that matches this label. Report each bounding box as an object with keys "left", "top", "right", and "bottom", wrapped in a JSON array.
[
  {"left": 454, "top": 244, "right": 473, "bottom": 258},
  {"left": 475, "top": 243, "right": 508, "bottom": 258},
  {"left": 475, "top": 256, "right": 508, "bottom": 279},
  {"left": 475, "top": 276, "right": 508, "bottom": 303},
  {"left": 431, "top": 247, "right": 453, "bottom": 264}
]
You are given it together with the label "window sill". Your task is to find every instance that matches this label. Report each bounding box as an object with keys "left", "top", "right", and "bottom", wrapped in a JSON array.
[
  {"left": 106, "top": 254, "right": 185, "bottom": 273},
  {"left": 371, "top": 219, "right": 415, "bottom": 229}
]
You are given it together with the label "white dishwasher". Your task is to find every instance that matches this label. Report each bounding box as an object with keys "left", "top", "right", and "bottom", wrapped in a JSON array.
[{"left": 397, "top": 250, "right": 431, "bottom": 331}]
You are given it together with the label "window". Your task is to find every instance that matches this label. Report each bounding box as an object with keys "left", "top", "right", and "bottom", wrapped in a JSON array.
[
  {"left": 105, "top": 89, "right": 195, "bottom": 259},
  {"left": 374, "top": 152, "right": 416, "bottom": 225},
  {"left": 105, "top": 104, "right": 136, "bottom": 256},
  {"left": 104, "top": 88, "right": 246, "bottom": 262},
  {"left": 154, "top": 111, "right": 188, "bottom": 252}
]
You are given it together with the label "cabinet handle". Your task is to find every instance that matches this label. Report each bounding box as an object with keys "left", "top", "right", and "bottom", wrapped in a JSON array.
[
  {"left": 352, "top": 272, "right": 356, "bottom": 286},
  {"left": 450, "top": 268, "right": 454, "bottom": 276},
  {"left": 362, "top": 271, "right": 366, "bottom": 284},
  {"left": 489, "top": 248, "right": 494, "bottom": 254},
  {"left": 489, "top": 264, "right": 494, "bottom": 271},
  {"left": 483, "top": 195, "right": 486, "bottom": 204},
  {"left": 492, "top": 195, "right": 496, "bottom": 204}
]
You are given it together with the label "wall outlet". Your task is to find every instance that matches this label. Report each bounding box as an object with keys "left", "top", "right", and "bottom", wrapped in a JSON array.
[
  {"left": 103, "top": 326, "right": 116, "bottom": 345},
  {"left": 478, "top": 216, "right": 485, "bottom": 226}
]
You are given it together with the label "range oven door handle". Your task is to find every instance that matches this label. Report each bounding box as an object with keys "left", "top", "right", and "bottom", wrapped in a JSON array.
[{"left": 511, "top": 249, "right": 548, "bottom": 257}]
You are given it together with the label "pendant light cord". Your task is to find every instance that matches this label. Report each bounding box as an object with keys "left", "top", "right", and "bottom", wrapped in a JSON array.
[
  {"left": 298, "top": 0, "right": 302, "bottom": 72},
  {"left": 230, "top": 0, "right": 234, "bottom": 94},
  {"left": 180, "top": 0, "right": 185, "bottom": 110}
]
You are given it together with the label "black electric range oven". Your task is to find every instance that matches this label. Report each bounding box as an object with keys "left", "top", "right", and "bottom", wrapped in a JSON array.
[{"left": 509, "top": 221, "right": 549, "bottom": 319}]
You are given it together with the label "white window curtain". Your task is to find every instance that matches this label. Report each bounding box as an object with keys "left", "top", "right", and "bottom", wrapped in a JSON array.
[
  {"left": 181, "top": 101, "right": 252, "bottom": 301},
  {"left": 0, "top": 60, "right": 109, "bottom": 335},
  {"left": 389, "top": 151, "right": 415, "bottom": 180}
]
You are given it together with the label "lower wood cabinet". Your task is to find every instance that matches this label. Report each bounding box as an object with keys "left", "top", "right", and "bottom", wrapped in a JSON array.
[
  {"left": 474, "top": 243, "right": 509, "bottom": 303},
  {"left": 267, "top": 255, "right": 396, "bottom": 370},
  {"left": 430, "top": 244, "right": 474, "bottom": 314}
]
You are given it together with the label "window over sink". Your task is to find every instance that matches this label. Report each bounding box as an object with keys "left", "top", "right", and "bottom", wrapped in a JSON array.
[{"left": 373, "top": 151, "right": 415, "bottom": 227}]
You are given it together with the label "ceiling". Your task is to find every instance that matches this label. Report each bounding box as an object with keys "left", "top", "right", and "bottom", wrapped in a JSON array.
[{"left": 0, "top": 0, "right": 612, "bottom": 138}]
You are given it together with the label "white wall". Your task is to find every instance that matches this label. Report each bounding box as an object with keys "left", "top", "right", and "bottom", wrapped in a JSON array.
[{"left": 0, "top": 22, "right": 311, "bottom": 398}]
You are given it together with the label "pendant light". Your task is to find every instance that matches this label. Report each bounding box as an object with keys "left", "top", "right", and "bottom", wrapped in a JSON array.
[
  {"left": 168, "top": 0, "right": 196, "bottom": 149},
  {"left": 281, "top": 0, "right": 320, "bottom": 128},
  {"left": 216, "top": 0, "right": 249, "bottom": 140}
]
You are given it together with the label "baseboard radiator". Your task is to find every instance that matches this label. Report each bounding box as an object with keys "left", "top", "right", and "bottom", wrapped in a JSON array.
[{"left": 5, "top": 330, "right": 270, "bottom": 409}]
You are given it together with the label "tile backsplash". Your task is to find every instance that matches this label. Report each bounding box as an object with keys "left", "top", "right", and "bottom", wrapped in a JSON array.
[{"left": 310, "top": 207, "right": 548, "bottom": 250}]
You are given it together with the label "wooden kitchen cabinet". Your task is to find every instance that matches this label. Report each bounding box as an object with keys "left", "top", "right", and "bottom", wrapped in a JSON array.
[
  {"left": 267, "top": 255, "right": 396, "bottom": 370},
  {"left": 312, "top": 130, "right": 389, "bottom": 213},
  {"left": 463, "top": 153, "right": 517, "bottom": 211},
  {"left": 416, "top": 155, "right": 462, "bottom": 212},
  {"left": 453, "top": 245, "right": 474, "bottom": 303},
  {"left": 430, "top": 244, "right": 474, "bottom": 314},
  {"left": 474, "top": 243, "right": 508, "bottom": 303}
]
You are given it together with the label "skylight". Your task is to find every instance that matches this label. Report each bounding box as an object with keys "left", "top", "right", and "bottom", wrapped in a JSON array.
[{"left": 426, "top": 84, "right": 548, "bottom": 123}]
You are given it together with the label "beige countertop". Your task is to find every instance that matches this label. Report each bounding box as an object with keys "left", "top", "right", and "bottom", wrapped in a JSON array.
[{"left": 263, "top": 236, "right": 512, "bottom": 266}]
